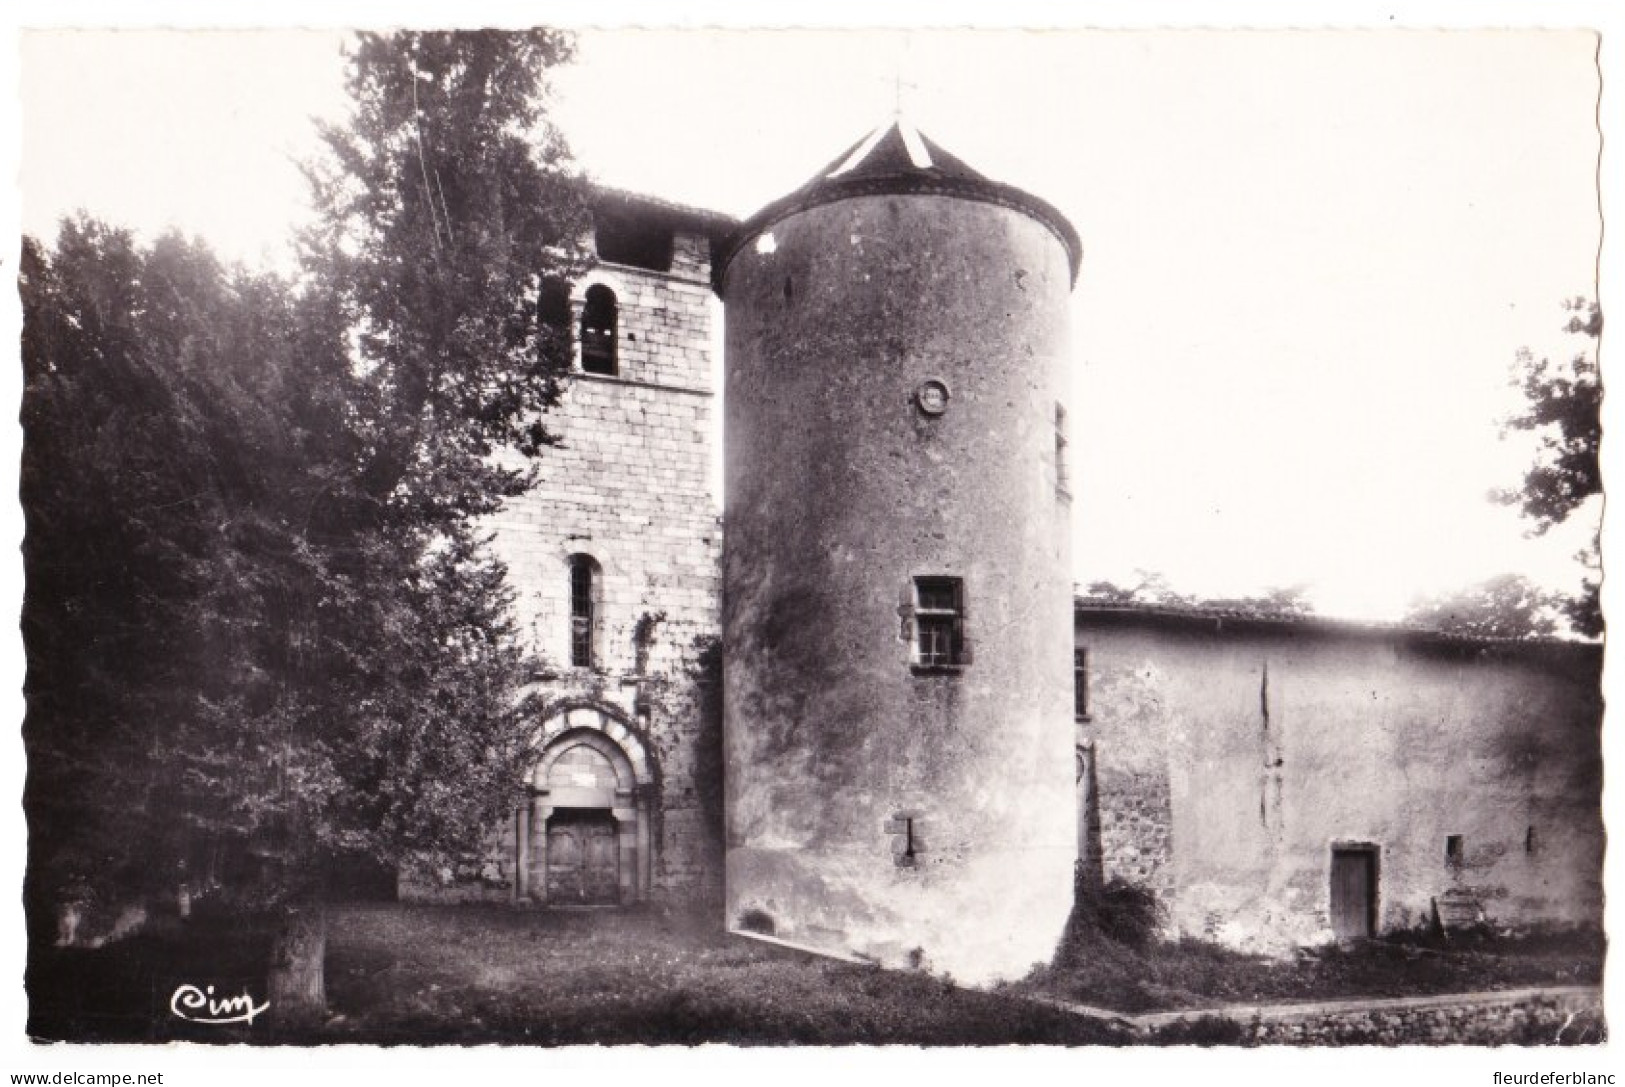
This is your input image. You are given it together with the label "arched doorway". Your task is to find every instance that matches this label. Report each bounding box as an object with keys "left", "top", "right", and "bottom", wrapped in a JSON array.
[{"left": 513, "top": 703, "right": 657, "bottom": 905}]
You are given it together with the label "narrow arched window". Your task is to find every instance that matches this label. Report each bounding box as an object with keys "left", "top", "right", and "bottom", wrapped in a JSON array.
[
  {"left": 569, "top": 554, "right": 601, "bottom": 668},
  {"left": 580, "top": 285, "right": 618, "bottom": 376},
  {"left": 538, "top": 276, "right": 572, "bottom": 369},
  {"left": 1074, "top": 647, "right": 1090, "bottom": 721}
]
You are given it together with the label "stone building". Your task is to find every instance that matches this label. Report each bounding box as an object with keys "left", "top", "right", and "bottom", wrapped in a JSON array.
[
  {"left": 715, "top": 120, "right": 1083, "bottom": 985},
  {"left": 405, "top": 126, "right": 1604, "bottom": 974},
  {"left": 401, "top": 189, "right": 735, "bottom": 906},
  {"left": 1074, "top": 601, "right": 1605, "bottom": 953}
]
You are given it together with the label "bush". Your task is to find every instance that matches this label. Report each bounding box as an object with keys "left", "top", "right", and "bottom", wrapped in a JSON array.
[
  {"left": 1058, "top": 877, "right": 1164, "bottom": 960},
  {"left": 1147, "top": 1014, "right": 1258, "bottom": 1047}
]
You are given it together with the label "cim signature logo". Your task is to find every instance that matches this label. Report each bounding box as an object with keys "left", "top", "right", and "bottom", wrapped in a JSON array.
[{"left": 169, "top": 983, "right": 270, "bottom": 1026}]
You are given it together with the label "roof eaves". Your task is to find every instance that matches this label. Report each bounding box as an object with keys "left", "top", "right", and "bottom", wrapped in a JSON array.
[
  {"left": 711, "top": 123, "right": 1083, "bottom": 295},
  {"left": 590, "top": 185, "right": 739, "bottom": 238},
  {"left": 1072, "top": 598, "right": 1597, "bottom": 652},
  {"left": 713, "top": 172, "right": 1082, "bottom": 295}
]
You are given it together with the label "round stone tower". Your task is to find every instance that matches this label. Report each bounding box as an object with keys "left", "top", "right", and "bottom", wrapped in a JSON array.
[{"left": 715, "top": 119, "right": 1082, "bottom": 985}]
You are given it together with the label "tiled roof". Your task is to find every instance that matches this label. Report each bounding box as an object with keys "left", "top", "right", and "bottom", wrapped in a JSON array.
[
  {"left": 591, "top": 185, "right": 738, "bottom": 238},
  {"left": 713, "top": 118, "right": 1083, "bottom": 293}
]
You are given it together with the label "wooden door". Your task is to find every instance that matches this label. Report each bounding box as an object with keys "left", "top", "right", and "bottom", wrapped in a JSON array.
[
  {"left": 546, "top": 811, "right": 620, "bottom": 905},
  {"left": 1330, "top": 847, "right": 1376, "bottom": 941},
  {"left": 581, "top": 821, "right": 619, "bottom": 901}
]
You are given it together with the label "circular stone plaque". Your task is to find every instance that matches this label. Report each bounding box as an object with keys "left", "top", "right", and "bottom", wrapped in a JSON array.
[{"left": 914, "top": 378, "right": 951, "bottom": 416}]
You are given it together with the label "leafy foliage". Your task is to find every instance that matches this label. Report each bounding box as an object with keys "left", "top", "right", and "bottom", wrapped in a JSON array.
[
  {"left": 1081, "top": 570, "right": 1193, "bottom": 607},
  {"left": 22, "top": 29, "right": 591, "bottom": 950},
  {"left": 687, "top": 635, "right": 726, "bottom": 876},
  {"left": 1060, "top": 877, "right": 1165, "bottom": 955},
  {"left": 22, "top": 222, "right": 337, "bottom": 914},
  {"left": 1403, "top": 573, "right": 1561, "bottom": 640},
  {"left": 303, "top": 30, "right": 591, "bottom": 504},
  {"left": 1494, "top": 298, "right": 1602, "bottom": 638},
  {"left": 1496, "top": 299, "right": 1602, "bottom": 534},
  {"left": 290, "top": 29, "right": 592, "bottom": 875},
  {"left": 1080, "top": 572, "right": 1315, "bottom": 619},
  {"left": 1196, "top": 584, "right": 1315, "bottom": 617}
]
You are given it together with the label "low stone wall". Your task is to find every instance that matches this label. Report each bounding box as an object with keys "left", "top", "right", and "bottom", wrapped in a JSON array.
[{"left": 1135, "top": 986, "right": 1604, "bottom": 1046}]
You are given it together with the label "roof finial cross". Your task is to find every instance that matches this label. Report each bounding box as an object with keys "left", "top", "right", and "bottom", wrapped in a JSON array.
[{"left": 892, "top": 71, "right": 918, "bottom": 118}]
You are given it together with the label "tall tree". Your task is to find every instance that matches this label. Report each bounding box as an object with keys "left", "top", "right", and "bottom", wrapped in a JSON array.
[
  {"left": 21, "top": 222, "right": 203, "bottom": 925},
  {"left": 264, "top": 28, "right": 592, "bottom": 1017},
  {"left": 22, "top": 222, "right": 354, "bottom": 943},
  {"left": 303, "top": 30, "right": 589, "bottom": 509},
  {"left": 1494, "top": 297, "right": 1602, "bottom": 637},
  {"left": 22, "top": 29, "right": 591, "bottom": 1024}
]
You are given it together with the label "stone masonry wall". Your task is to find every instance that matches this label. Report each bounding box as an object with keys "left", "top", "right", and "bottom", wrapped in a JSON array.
[
  {"left": 1141, "top": 987, "right": 1605, "bottom": 1046},
  {"left": 1076, "top": 612, "right": 1604, "bottom": 955},
  {"left": 1097, "top": 772, "right": 1173, "bottom": 896},
  {"left": 405, "top": 225, "right": 725, "bottom": 903},
  {"left": 1076, "top": 631, "right": 1178, "bottom": 902},
  {"left": 1247, "top": 991, "right": 1604, "bottom": 1045},
  {"left": 722, "top": 193, "right": 1078, "bottom": 985},
  {"left": 583, "top": 233, "right": 714, "bottom": 391}
]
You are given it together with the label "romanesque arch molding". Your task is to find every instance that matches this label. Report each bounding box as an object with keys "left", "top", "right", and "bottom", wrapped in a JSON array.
[
  {"left": 534, "top": 728, "right": 635, "bottom": 793},
  {"left": 575, "top": 268, "right": 632, "bottom": 306},
  {"left": 528, "top": 699, "right": 655, "bottom": 786},
  {"left": 511, "top": 700, "right": 659, "bottom": 905}
]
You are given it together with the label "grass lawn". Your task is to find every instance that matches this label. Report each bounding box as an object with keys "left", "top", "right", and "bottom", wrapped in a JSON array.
[
  {"left": 1023, "top": 922, "right": 1604, "bottom": 1014},
  {"left": 27, "top": 902, "right": 1601, "bottom": 1045},
  {"left": 26, "top": 903, "right": 1127, "bottom": 1045},
  {"left": 315, "top": 904, "right": 1126, "bottom": 1044}
]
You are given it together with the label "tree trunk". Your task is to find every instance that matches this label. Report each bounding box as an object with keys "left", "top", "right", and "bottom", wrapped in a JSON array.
[{"left": 267, "top": 902, "right": 327, "bottom": 1026}]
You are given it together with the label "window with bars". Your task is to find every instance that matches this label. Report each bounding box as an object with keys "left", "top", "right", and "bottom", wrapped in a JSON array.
[
  {"left": 570, "top": 555, "right": 599, "bottom": 668},
  {"left": 912, "top": 577, "right": 967, "bottom": 669}
]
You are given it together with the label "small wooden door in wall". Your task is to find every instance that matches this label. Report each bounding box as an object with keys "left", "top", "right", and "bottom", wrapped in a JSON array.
[
  {"left": 546, "top": 810, "right": 620, "bottom": 904},
  {"left": 1330, "top": 847, "right": 1376, "bottom": 941}
]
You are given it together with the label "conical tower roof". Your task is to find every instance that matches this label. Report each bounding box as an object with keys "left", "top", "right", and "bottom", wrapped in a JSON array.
[{"left": 713, "top": 118, "right": 1082, "bottom": 292}]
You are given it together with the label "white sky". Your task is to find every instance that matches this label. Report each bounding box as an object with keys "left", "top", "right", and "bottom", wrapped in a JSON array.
[
  {"left": 14, "top": 28, "right": 1606, "bottom": 622},
  {"left": 557, "top": 29, "right": 1606, "bottom": 621}
]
